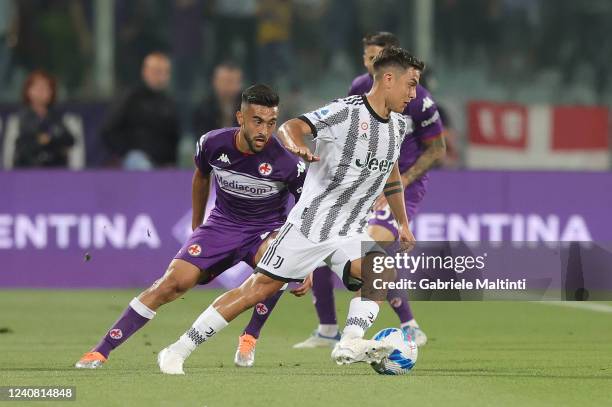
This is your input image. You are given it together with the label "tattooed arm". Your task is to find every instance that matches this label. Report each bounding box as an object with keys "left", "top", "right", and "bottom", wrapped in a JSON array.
[
  {"left": 383, "top": 163, "right": 416, "bottom": 249},
  {"left": 401, "top": 135, "right": 446, "bottom": 187},
  {"left": 373, "top": 135, "right": 446, "bottom": 212}
]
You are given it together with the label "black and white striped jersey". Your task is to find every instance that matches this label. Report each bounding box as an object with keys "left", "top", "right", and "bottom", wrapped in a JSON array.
[{"left": 289, "top": 94, "right": 407, "bottom": 243}]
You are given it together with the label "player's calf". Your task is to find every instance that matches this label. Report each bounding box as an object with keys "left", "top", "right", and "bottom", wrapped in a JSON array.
[
  {"left": 75, "top": 296, "right": 156, "bottom": 368},
  {"left": 75, "top": 260, "right": 202, "bottom": 368},
  {"left": 139, "top": 260, "right": 204, "bottom": 309},
  {"left": 212, "top": 270, "right": 285, "bottom": 320}
]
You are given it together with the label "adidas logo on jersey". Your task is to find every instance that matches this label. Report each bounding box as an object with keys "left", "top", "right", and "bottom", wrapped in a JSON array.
[
  {"left": 217, "top": 153, "right": 231, "bottom": 164},
  {"left": 355, "top": 151, "right": 394, "bottom": 173},
  {"left": 359, "top": 133, "right": 368, "bottom": 141}
]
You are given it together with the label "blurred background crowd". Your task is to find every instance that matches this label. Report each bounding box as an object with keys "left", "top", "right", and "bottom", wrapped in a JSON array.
[{"left": 0, "top": 0, "right": 610, "bottom": 170}]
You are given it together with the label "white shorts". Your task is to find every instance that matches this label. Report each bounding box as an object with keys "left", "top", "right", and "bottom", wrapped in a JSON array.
[{"left": 257, "top": 222, "right": 378, "bottom": 283}]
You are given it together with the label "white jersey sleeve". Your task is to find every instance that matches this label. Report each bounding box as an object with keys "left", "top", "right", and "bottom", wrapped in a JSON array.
[{"left": 298, "top": 100, "right": 350, "bottom": 142}]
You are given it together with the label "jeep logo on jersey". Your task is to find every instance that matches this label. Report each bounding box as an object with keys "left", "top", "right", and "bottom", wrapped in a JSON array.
[
  {"left": 355, "top": 151, "right": 394, "bottom": 173},
  {"left": 258, "top": 163, "right": 273, "bottom": 176}
]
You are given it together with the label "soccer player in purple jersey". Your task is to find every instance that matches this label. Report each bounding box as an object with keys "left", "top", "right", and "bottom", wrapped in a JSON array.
[
  {"left": 290, "top": 31, "right": 446, "bottom": 349},
  {"left": 74, "top": 84, "right": 307, "bottom": 369}
]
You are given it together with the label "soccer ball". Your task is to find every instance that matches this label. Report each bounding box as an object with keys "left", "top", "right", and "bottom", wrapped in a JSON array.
[{"left": 370, "top": 328, "right": 418, "bottom": 375}]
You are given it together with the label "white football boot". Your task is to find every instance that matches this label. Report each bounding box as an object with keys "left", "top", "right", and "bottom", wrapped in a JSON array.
[
  {"left": 234, "top": 334, "right": 257, "bottom": 368},
  {"left": 157, "top": 347, "right": 186, "bottom": 375},
  {"left": 402, "top": 325, "right": 428, "bottom": 347},
  {"left": 293, "top": 330, "right": 341, "bottom": 349},
  {"left": 331, "top": 337, "right": 394, "bottom": 365}
]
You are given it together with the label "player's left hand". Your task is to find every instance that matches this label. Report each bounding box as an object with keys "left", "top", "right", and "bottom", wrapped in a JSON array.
[
  {"left": 397, "top": 223, "right": 416, "bottom": 253},
  {"left": 290, "top": 272, "right": 313, "bottom": 297},
  {"left": 373, "top": 193, "right": 388, "bottom": 212}
]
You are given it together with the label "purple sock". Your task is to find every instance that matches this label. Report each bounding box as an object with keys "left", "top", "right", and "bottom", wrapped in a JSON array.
[
  {"left": 243, "top": 290, "right": 284, "bottom": 339},
  {"left": 93, "top": 298, "right": 155, "bottom": 358},
  {"left": 387, "top": 289, "right": 414, "bottom": 324},
  {"left": 312, "top": 267, "right": 337, "bottom": 325}
]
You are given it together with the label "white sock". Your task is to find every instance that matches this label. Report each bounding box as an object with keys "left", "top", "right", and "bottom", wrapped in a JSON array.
[
  {"left": 169, "top": 306, "right": 228, "bottom": 359},
  {"left": 130, "top": 297, "right": 156, "bottom": 319},
  {"left": 400, "top": 319, "right": 419, "bottom": 329},
  {"left": 341, "top": 297, "right": 379, "bottom": 340},
  {"left": 318, "top": 324, "right": 338, "bottom": 337}
]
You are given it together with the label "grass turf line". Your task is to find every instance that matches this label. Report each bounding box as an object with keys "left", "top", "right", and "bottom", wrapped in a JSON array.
[{"left": 1, "top": 290, "right": 611, "bottom": 407}]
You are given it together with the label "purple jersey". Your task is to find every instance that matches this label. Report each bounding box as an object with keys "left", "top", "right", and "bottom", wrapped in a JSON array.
[
  {"left": 348, "top": 74, "right": 444, "bottom": 191},
  {"left": 195, "top": 127, "right": 305, "bottom": 227}
]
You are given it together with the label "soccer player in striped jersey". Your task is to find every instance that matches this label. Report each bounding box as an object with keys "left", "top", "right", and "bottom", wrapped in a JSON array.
[
  {"left": 158, "top": 47, "right": 424, "bottom": 374},
  {"left": 293, "top": 31, "right": 445, "bottom": 349},
  {"left": 234, "top": 33, "right": 445, "bottom": 365},
  {"left": 74, "top": 84, "right": 307, "bottom": 369}
]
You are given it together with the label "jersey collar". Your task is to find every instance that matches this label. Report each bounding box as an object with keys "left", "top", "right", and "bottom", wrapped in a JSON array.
[{"left": 362, "top": 95, "right": 389, "bottom": 123}]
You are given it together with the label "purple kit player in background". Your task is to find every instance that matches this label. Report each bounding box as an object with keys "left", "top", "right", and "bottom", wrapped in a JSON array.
[
  {"left": 290, "top": 32, "right": 445, "bottom": 349},
  {"left": 75, "top": 84, "right": 306, "bottom": 369}
]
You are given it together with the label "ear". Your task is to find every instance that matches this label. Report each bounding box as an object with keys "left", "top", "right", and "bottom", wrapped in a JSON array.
[
  {"left": 384, "top": 71, "right": 394, "bottom": 88},
  {"left": 236, "top": 110, "right": 244, "bottom": 126}
]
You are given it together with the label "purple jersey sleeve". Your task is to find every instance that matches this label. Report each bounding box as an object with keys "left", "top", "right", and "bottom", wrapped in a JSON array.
[
  {"left": 194, "top": 132, "right": 213, "bottom": 174},
  {"left": 348, "top": 73, "right": 373, "bottom": 96},
  {"left": 406, "top": 85, "right": 444, "bottom": 141}
]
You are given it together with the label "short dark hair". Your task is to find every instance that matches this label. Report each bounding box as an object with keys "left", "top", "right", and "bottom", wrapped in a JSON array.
[
  {"left": 373, "top": 46, "right": 425, "bottom": 75},
  {"left": 241, "top": 84, "right": 279, "bottom": 107},
  {"left": 362, "top": 32, "right": 400, "bottom": 48}
]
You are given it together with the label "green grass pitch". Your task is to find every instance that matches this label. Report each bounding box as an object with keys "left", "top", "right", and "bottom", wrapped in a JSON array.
[{"left": 1, "top": 290, "right": 611, "bottom": 407}]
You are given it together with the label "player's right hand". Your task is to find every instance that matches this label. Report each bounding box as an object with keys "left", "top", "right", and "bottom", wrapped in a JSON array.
[
  {"left": 287, "top": 145, "right": 320, "bottom": 162},
  {"left": 398, "top": 223, "right": 416, "bottom": 253},
  {"left": 290, "top": 272, "right": 313, "bottom": 297}
]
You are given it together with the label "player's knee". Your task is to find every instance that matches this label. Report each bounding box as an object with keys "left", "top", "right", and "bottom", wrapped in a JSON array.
[
  {"left": 153, "top": 275, "right": 189, "bottom": 303},
  {"left": 242, "top": 271, "right": 280, "bottom": 305},
  {"left": 343, "top": 261, "right": 364, "bottom": 292},
  {"left": 368, "top": 224, "right": 395, "bottom": 242}
]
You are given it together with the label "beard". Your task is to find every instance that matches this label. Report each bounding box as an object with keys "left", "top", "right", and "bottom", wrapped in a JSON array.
[{"left": 245, "top": 135, "right": 264, "bottom": 153}]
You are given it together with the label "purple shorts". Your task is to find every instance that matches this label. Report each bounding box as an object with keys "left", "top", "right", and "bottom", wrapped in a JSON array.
[
  {"left": 367, "top": 183, "right": 425, "bottom": 239},
  {"left": 175, "top": 214, "right": 282, "bottom": 282}
]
